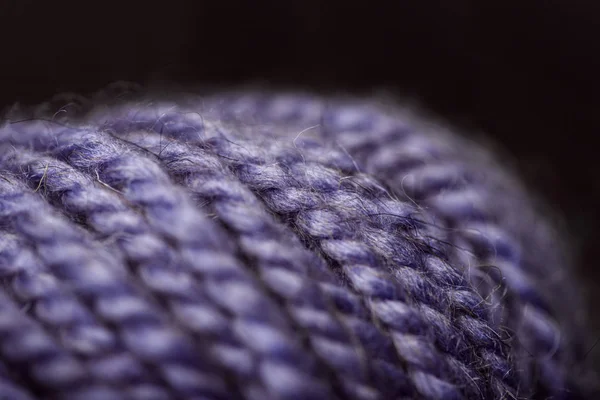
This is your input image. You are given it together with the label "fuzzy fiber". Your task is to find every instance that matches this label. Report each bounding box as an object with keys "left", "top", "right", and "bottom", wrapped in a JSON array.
[{"left": 0, "top": 83, "right": 596, "bottom": 400}]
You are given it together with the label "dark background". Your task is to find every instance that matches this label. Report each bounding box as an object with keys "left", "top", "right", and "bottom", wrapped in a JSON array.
[{"left": 1, "top": 0, "right": 599, "bottom": 373}]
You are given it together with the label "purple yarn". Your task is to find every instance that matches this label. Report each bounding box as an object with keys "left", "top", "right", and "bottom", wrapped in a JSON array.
[{"left": 0, "top": 83, "right": 596, "bottom": 399}]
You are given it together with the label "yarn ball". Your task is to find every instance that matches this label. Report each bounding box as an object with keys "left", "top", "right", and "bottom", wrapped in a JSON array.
[{"left": 0, "top": 83, "right": 596, "bottom": 400}]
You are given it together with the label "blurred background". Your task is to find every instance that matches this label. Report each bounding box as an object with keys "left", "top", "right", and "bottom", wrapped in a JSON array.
[{"left": 1, "top": 0, "right": 599, "bottom": 373}]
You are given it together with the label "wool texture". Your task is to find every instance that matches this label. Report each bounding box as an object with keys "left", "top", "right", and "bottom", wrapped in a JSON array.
[{"left": 0, "top": 83, "right": 596, "bottom": 400}]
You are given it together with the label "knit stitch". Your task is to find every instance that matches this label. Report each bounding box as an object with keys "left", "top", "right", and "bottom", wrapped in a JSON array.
[{"left": 0, "top": 83, "right": 595, "bottom": 399}]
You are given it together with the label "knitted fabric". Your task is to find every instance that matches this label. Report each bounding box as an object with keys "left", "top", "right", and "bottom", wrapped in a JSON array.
[{"left": 0, "top": 83, "right": 595, "bottom": 400}]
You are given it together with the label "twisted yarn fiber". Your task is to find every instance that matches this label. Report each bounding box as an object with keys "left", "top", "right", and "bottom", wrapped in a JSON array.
[{"left": 0, "top": 84, "right": 595, "bottom": 400}]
